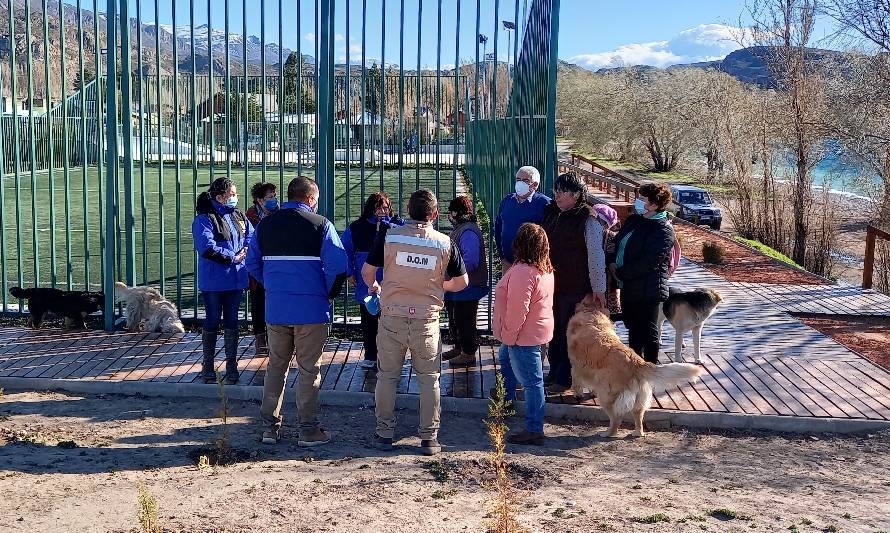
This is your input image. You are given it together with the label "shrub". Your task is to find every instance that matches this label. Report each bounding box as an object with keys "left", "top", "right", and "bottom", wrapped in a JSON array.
[{"left": 702, "top": 240, "right": 725, "bottom": 264}]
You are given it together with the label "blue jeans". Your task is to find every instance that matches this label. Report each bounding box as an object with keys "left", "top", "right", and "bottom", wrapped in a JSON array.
[
  {"left": 202, "top": 290, "right": 243, "bottom": 331},
  {"left": 498, "top": 344, "right": 545, "bottom": 433}
]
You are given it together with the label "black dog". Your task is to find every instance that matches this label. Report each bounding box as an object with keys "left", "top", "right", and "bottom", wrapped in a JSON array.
[{"left": 9, "top": 287, "right": 105, "bottom": 329}]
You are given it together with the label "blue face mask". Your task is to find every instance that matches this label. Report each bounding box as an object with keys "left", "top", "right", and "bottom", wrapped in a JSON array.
[
  {"left": 225, "top": 196, "right": 238, "bottom": 209},
  {"left": 633, "top": 197, "right": 646, "bottom": 215},
  {"left": 264, "top": 199, "right": 279, "bottom": 212}
]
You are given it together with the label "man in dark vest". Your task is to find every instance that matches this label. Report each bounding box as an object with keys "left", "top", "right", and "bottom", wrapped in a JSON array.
[{"left": 246, "top": 176, "right": 348, "bottom": 447}]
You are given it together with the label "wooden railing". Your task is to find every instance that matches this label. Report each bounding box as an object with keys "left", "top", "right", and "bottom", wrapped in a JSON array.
[
  {"left": 863, "top": 224, "right": 890, "bottom": 289},
  {"left": 557, "top": 160, "right": 638, "bottom": 203},
  {"left": 570, "top": 153, "right": 641, "bottom": 186}
]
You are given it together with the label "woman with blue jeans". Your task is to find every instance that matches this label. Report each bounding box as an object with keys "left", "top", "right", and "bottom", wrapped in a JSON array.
[
  {"left": 192, "top": 177, "right": 254, "bottom": 384},
  {"left": 492, "top": 223, "right": 555, "bottom": 446}
]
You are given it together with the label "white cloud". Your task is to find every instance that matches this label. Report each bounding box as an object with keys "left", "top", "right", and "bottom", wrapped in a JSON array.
[
  {"left": 305, "top": 32, "right": 315, "bottom": 41},
  {"left": 335, "top": 33, "right": 345, "bottom": 42},
  {"left": 569, "top": 24, "right": 747, "bottom": 70}
]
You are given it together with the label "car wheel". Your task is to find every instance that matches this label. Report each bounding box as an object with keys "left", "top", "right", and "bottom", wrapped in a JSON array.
[{"left": 710, "top": 221, "right": 722, "bottom": 231}]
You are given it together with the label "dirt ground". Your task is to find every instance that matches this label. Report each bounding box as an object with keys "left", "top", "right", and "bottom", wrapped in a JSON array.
[
  {"left": 675, "top": 223, "right": 829, "bottom": 285},
  {"left": 797, "top": 314, "right": 890, "bottom": 371},
  {"left": 1, "top": 391, "right": 889, "bottom": 533}
]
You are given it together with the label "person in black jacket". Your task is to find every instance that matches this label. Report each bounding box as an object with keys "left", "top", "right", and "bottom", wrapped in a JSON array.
[{"left": 607, "top": 182, "right": 675, "bottom": 364}]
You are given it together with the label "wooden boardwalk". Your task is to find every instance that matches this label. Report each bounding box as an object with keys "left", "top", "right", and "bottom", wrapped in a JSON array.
[{"left": 1, "top": 260, "right": 889, "bottom": 426}]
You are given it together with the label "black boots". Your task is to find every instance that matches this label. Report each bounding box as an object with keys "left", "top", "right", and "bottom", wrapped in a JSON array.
[
  {"left": 223, "top": 328, "right": 240, "bottom": 385},
  {"left": 201, "top": 330, "right": 218, "bottom": 383}
]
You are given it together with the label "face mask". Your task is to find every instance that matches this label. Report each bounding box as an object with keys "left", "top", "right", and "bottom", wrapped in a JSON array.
[
  {"left": 226, "top": 196, "right": 238, "bottom": 209},
  {"left": 634, "top": 197, "right": 646, "bottom": 215},
  {"left": 263, "top": 199, "right": 279, "bottom": 212},
  {"left": 514, "top": 180, "right": 530, "bottom": 197}
]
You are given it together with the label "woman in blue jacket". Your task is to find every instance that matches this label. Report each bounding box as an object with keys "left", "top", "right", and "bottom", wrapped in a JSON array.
[
  {"left": 192, "top": 177, "right": 254, "bottom": 384},
  {"left": 342, "top": 192, "right": 403, "bottom": 370}
]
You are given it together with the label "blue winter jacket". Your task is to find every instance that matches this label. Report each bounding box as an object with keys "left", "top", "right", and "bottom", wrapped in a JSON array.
[
  {"left": 192, "top": 194, "right": 254, "bottom": 292},
  {"left": 342, "top": 215, "right": 404, "bottom": 302},
  {"left": 494, "top": 191, "right": 551, "bottom": 263},
  {"left": 246, "top": 201, "right": 348, "bottom": 325}
]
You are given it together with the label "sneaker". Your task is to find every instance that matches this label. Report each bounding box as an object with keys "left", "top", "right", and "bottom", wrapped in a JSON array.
[
  {"left": 447, "top": 352, "right": 476, "bottom": 367},
  {"left": 372, "top": 433, "right": 394, "bottom": 451},
  {"left": 261, "top": 428, "right": 279, "bottom": 445},
  {"left": 297, "top": 427, "right": 331, "bottom": 447},
  {"left": 506, "top": 429, "right": 545, "bottom": 446},
  {"left": 360, "top": 358, "right": 377, "bottom": 370},
  {"left": 421, "top": 438, "right": 441, "bottom": 456},
  {"left": 441, "top": 346, "right": 461, "bottom": 361}
]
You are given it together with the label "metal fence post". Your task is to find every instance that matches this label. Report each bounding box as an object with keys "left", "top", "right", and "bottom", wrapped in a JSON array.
[{"left": 103, "top": 0, "right": 119, "bottom": 331}]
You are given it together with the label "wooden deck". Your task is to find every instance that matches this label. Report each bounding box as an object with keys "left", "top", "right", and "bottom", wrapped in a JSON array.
[{"left": 1, "top": 260, "right": 889, "bottom": 425}]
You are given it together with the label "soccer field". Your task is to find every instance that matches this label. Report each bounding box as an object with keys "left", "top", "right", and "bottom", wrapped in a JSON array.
[{"left": 0, "top": 163, "right": 463, "bottom": 311}]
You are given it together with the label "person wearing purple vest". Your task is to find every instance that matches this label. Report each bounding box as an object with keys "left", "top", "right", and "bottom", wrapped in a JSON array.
[{"left": 443, "top": 195, "right": 489, "bottom": 367}]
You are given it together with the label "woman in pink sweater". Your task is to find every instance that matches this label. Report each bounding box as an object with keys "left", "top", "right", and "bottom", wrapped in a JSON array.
[{"left": 492, "top": 223, "right": 555, "bottom": 446}]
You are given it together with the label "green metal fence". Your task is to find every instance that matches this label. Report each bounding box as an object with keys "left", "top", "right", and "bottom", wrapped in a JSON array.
[{"left": 0, "top": 0, "right": 559, "bottom": 330}]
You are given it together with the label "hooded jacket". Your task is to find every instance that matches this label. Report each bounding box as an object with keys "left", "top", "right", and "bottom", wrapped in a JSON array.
[{"left": 192, "top": 193, "right": 253, "bottom": 292}]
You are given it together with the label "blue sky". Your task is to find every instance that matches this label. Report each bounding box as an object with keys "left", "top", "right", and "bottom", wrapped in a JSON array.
[{"left": 104, "top": 0, "right": 837, "bottom": 69}]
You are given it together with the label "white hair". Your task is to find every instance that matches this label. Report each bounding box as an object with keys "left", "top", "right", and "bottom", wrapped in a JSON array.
[{"left": 515, "top": 166, "right": 540, "bottom": 185}]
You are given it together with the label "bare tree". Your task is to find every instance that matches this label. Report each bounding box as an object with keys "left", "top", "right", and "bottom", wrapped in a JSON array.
[{"left": 748, "top": 0, "right": 828, "bottom": 265}]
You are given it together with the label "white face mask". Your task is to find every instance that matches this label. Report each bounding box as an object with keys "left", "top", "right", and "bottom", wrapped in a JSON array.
[{"left": 514, "top": 180, "right": 531, "bottom": 197}]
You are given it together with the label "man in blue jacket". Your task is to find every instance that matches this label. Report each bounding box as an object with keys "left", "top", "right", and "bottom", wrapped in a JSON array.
[
  {"left": 493, "top": 166, "right": 550, "bottom": 272},
  {"left": 246, "top": 176, "right": 348, "bottom": 447}
]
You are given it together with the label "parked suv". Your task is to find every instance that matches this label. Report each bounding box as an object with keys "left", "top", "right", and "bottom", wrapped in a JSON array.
[{"left": 670, "top": 185, "right": 722, "bottom": 230}]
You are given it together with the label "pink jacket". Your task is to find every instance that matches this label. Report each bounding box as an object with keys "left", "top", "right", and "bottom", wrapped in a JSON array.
[{"left": 492, "top": 263, "right": 555, "bottom": 346}]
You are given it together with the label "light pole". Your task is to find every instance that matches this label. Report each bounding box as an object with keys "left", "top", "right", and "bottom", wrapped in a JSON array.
[
  {"left": 478, "top": 33, "right": 487, "bottom": 119},
  {"left": 502, "top": 20, "right": 515, "bottom": 78}
]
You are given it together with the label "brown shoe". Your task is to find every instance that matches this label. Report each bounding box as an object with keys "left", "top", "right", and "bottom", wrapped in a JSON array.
[
  {"left": 447, "top": 352, "right": 477, "bottom": 366},
  {"left": 506, "top": 429, "right": 545, "bottom": 446},
  {"left": 297, "top": 427, "right": 330, "bottom": 447},
  {"left": 254, "top": 333, "right": 268, "bottom": 354},
  {"left": 441, "top": 346, "right": 461, "bottom": 361}
]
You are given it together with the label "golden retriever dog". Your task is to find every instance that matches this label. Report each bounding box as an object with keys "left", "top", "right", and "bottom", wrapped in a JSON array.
[
  {"left": 567, "top": 295, "right": 704, "bottom": 438},
  {"left": 114, "top": 282, "right": 186, "bottom": 333}
]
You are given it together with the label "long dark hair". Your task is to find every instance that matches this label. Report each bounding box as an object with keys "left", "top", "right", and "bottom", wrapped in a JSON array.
[
  {"left": 361, "top": 191, "right": 393, "bottom": 220},
  {"left": 196, "top": 177, "right": 235, "bottom": 213}
]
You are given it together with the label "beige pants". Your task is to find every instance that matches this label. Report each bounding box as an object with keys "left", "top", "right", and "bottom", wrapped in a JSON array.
[
  {"left": 260, "top": 323, "right": 328, "bottom": 431},
  {"left": 375, "top": 314, "right": 441, "bottom": 440}
]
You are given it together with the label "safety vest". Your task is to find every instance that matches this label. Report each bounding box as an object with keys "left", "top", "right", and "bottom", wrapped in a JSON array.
[{"left": 381, "top": 220, "right": 452, "bottom": 318}]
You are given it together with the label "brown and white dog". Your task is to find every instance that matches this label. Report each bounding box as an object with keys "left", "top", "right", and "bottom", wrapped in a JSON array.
[
  {"left": 658, "top": 287, "right": 723, "bottom": 363},
  {"left": 567, "top": 295, "right": 704, "bottom": 438},
  {"left": 114, "top": 282, "right": 185, "bottom": 333}
]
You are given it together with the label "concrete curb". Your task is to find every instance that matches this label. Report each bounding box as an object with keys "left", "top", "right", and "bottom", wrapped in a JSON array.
[{"left": 2, "top": 377, "right": 888, "bottom": 434}]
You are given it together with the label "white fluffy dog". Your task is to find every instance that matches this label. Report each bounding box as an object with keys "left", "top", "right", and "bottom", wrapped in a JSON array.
[{"left": 114, "top": 282, "right": 186, "bottom": 333}]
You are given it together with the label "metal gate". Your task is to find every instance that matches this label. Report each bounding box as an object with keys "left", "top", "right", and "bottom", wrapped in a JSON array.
[{"left": 0, "top": 0, "right": 559, "bottom": 330}]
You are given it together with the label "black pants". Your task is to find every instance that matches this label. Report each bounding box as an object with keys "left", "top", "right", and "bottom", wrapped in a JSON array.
[
  {"left": 620, "top": 296, "right": 662, "bottom": 363},
  {"left": 249, "top": 283, "right": 266, "bottom": 335},
  {"left": 359, "top": 303, "right": 379, "bottom": 361},
  {"left": 548, "top": 291, "right": 587, "bottom": 388},
  {"left": 445, "top": 299, "right": 480, "bottom": 355}
]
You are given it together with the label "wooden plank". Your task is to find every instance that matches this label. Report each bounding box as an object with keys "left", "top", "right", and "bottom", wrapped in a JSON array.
[
  {"left": 848, "top": 360, "right": 890, "bottom": 392},
  {"left": 815, "top": 360, "right": 887, "bottom": 420},
  {"left": 4, "top": 336, "right": 77, "bottom": 377},
  {"left": 20, "top": 334, "right": 107, "bottom": 378},
  {"left": 831, "top": 361, "right": 890, "bottom": 412},
  {"left": 782, "top": 357, "right": 867, "bottom": 419},
  {"left": 767, "top": 357, "right": 849, "bottom": 419},
  {"left": 752, "top": 356, "right": 832, "bottom": 418},
  {"left": 320, "top": 340, "right": 348, "bottom": 391},
  {"left": 479, "top": 345, "right": 499, "bottom": 402},
  {"left": 75, "top": 333, "right": 151, "bottom": 379},
  {"left": 334, "top": 341, "right": 361, "bottom": 391},
  {"left": 702, "top": 355, "right": 760, "bottom": 414},
  {"left": 38, "top": 334, "right": 116, "bottom": 378},
  {"left": 732, "top": 356, "right": 811, "bottom": 416},
  {"left": 100, "top": 333, "right": 168, "bottom": 380},
  {"left": 151, "top": 334, "right": 205, "bottom": 382}
]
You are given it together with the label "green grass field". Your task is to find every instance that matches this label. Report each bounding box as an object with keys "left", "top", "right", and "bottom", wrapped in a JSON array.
[{"left": 1, "top": 163, "right": 462, "bottom": 312}]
